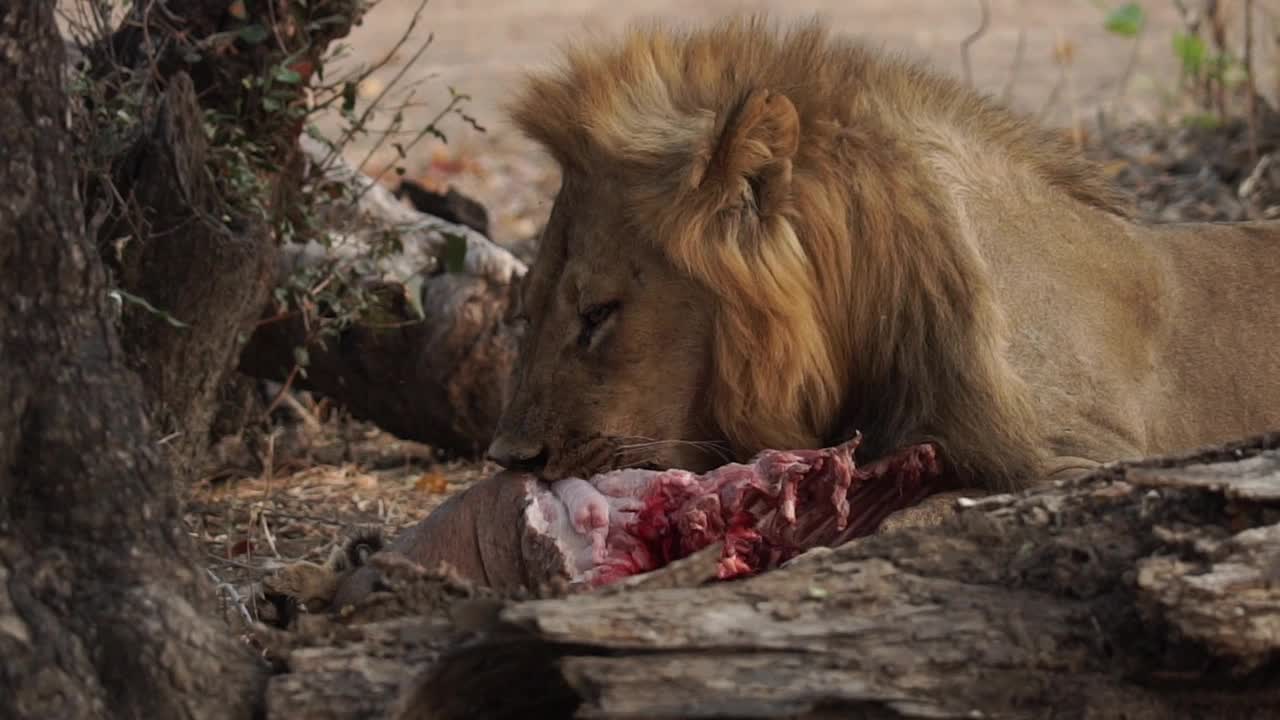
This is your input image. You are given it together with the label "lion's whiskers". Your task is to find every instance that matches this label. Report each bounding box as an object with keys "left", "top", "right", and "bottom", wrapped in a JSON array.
[
  {"left": 612, "top": 437, "right": 734, "bottom": 465},
  {"left": 614, "top": 435, "right": 730, "bottom": 450}
]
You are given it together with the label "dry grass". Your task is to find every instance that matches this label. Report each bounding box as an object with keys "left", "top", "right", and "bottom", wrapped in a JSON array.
[{"left": 185, "top": 414, "right": 492, "bottom": 626}]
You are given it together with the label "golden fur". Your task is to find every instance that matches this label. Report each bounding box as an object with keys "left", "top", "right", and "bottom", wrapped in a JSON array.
[{"left": 488, "top": 16, "right": 1280, "bottom": 493}]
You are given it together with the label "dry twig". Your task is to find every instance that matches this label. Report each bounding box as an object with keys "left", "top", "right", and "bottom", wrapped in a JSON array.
[
  {"left": 206, "top": 568, "right": 255, "bottom": 626},
  {"left": 961, "top": 0, "right": 991, "bottom": 88},
  {"left": 1245, "top": 0, "right": 1260, "bottom": 164},
  {"left": 1000, "top": 27, "right": 1026, "bottom": 105}
]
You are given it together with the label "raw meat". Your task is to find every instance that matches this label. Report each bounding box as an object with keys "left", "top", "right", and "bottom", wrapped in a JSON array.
[
  {"left": 329, "top": 434, "right": 947, "bottom": 606},
  {"left": 531, "top": 434, "right": 945, "bottom": 588}
]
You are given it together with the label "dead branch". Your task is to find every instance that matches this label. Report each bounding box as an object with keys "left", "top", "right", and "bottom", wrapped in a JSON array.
[
  {"left": 235, "top": 135, "right": 527, "bottom": 456},
  {"left": 298, "top": 134, "right": 526, "bottom": 285},
  {"left": 1246, "top": 0, "right": 1260, "bottom": 163},
  {"left": 960, "top": 0, "right": 990, "bottom": 88},
  {"left": 238, "top": 262, "right": 518, "bottom": 457},
  {"left": 1000, "top": 27, "right": 1026, "bottom": 105}
]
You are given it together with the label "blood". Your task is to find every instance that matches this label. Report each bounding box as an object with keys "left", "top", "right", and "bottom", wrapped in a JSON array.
[{"left": 555, "top": 434, "right": 946, "bottom": 588}]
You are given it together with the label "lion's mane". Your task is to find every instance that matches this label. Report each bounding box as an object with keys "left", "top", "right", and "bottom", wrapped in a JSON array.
[{"left": 507, "top": 16, "right": 1132, "bottom": 490}]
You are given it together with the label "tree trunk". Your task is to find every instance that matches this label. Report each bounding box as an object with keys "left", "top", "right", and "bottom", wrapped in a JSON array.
[
  {"left": 252, "top": 434, "right": 1280, "bottom": 720},
  {"left": 0, "top": 2, "right": 262, "bottom": 717},
  {"left": 101, "top": 69, "right": 278, "bottom": 477},
  {"left": 80, "top": 0, "right": 363, "bottom": 479}
]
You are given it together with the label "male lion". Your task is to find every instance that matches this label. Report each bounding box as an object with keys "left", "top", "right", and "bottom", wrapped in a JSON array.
[{"left": 487, "top": 16, "right": 1280, "bottom": 523}]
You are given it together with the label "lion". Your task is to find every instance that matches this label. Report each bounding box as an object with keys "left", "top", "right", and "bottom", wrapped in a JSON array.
[{"left": 486, "top": 15, "right": 1280, "bottom": 524}]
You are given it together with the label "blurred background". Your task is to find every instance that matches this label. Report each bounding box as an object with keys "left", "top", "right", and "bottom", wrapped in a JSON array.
[{"left": 314, "top": 0, "right": 1280, "bottom": 247}]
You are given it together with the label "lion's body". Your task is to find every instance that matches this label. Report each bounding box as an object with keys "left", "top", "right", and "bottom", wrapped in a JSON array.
[
  {"left": 954, "top": 169, "right": 1280, "bottom": 479},
  {"left": 489, "top": 16, "right": 1280, "bottom": 493}
]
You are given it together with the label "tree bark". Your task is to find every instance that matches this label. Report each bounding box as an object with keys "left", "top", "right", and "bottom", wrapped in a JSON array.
[
  {"left": 0, "top": 2, "right": 262, "bottom": 717},
  {"left": 81, "top": 0, "right": 363, "bottom": 478},
  {"left": 252, "top": 434, "right": 1280, "bottom": 720},
  {"left": 104, "top": 69, "right": 278, "bottom": 475}
]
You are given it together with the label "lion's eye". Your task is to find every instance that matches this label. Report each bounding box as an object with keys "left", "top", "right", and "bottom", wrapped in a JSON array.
[
  {"left": 581, "top": 302, "right": 619, "bottom": 330},
  {"left": 582, "top": 302, "right": 618, "bottom": 327},
  {"left": 578, "top": 301, "right": 620, "bottom": 346}
]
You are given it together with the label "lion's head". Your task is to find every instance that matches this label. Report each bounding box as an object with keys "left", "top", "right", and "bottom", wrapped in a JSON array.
[
  {"left": 488, "top": 176, "right": 726, "bottom": 478},
  {"left": 488, "top": 16, "right": 1124, "bottom": 488},
  {"left": 488, "top": 19, "right": 853, "bottom": 480}
]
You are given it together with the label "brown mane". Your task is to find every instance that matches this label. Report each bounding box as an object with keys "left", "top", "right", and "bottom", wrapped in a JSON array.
[{"left": 506, "top": 15, "right": 1132, "bottom": 490}]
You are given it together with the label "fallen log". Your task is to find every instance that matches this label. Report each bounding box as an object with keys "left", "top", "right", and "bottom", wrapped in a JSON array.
[
  {"left": 236, "top": 137, "right": 526, "bottom": 456},
  {"left": 296, "top": 134, "right": 525, "bottom": 285},
  {"left": 239, "top": 270, "right": 518, "bottom": 457},
  {"left": 343, "top": 433, "right": 1278, "bottom": 720}
]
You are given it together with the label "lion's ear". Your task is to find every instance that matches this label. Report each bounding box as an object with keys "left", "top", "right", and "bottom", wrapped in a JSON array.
[{"left": 689, "top": 88, "right": 799, "bottom": 216}]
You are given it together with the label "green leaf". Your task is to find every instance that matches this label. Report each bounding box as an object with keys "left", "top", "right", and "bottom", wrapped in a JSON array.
[
  {"left": 237, "top": 24, "right": 270, "bottom": 45},
  {"left": 273, "top": 66, "right": 303, "bottom": 84},
  {"left": 293, "top": 345, "right": 311, "bottom": 368},
  {"left": 262, "top": 96, "right": 282, "bottom": 112},
  {"left": 1104, "top": 3, "right": 1145, "bottom": 37},
  {"left": 443, "top": 233, "right": 468, "bottom": 274},
  {"left": 1173, "top": 32, "right": 1206, "bottom": 76}
]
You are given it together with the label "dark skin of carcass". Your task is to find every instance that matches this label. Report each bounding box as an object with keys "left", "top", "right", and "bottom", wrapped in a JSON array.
[{"left": 331, "top": 473, "right": 544, "bottom": 607}]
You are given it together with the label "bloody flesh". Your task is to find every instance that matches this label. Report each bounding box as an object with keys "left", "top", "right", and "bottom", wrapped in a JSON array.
[{"left": 541, "top": 434, "right": 946, "bottom": 588}]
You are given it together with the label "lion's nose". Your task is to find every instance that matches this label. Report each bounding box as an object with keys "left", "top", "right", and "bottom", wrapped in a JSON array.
[{"left": 486, "top": 436, "right": 549, "bottom": 473}]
